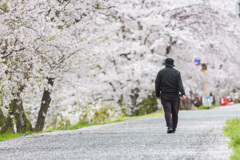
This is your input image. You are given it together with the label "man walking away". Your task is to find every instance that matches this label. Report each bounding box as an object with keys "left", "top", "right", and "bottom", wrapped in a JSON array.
[{"left": 155, "top": 58, "right": 186, "bottom": 134}]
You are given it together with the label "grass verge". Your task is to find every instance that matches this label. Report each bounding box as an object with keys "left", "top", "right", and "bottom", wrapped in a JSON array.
[
  {"left": 0, "top": 132, "right": 37, "bottom": 142},
  {"left": 47, "top": 110, "right": 164, "bottom": 132},
  {"left": 198, "top": 105, "right": 221, "bottom": 110},
  {"left": 224, "top": 117, "right": 240, "bottom": 160},
  {"left": 0, "top": 110, "right": 164, "bottom": 141}
]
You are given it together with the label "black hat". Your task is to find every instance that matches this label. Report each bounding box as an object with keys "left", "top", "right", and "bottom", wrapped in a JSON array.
[{"left": 164, "top": 58, "right": 175, "bottom": 67}]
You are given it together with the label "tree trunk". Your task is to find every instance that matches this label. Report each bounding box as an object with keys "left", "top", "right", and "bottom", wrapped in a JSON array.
[
  {"left": 13, "top": 85, "right": 32, "bottom": 133},
  {"left": 0, "top": 115, "right": 14, "bottom": 133},
  {"left": 13, "top": 99, "right": 32, "bottom": 133},
  {"left": 0, "top": 106, "right": 14, "bottom": 133},
  {"left": 0, "top": 108, "right": 6, "bottom": 127},
  {"left": 35, "top": 77, "right": 54, "bottom": 132},
  {"left": 130, "top": 88, "right": 140, "bottom": 116},
  {"left": 0, "top": 99, "right": 32, "bottom": 133},
  {"left": 13, "top": 99, "right": 25, "bottom": 133},
  {"left": 21, "top": 106, "right": 33, "bottom": 133}
]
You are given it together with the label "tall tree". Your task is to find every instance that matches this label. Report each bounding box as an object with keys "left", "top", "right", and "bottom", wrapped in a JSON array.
[{"left": 0, "top": 0, "right": 114, "bottom": 132}]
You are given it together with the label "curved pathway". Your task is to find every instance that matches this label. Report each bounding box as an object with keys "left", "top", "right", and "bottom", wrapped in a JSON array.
[{"left": 1, "top": 104, "right": 240, "bottom": 160}]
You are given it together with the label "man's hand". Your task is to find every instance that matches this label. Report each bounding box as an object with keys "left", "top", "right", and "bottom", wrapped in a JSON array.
[
  {"left": 182, "top": 95, "right": 187, "bottom": 100},
  {"left": 157, "top": 97, "right": 161, "bottom": 100}
]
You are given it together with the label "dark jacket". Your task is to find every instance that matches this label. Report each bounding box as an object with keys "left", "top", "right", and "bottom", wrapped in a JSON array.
[{"left": 155, "top": 67, "right": 185, "bottom": 97}]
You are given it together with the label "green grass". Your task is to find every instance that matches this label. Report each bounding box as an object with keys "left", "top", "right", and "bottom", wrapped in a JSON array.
[
  {"left": 224, "top": 117, "right": 240, "bottom": 160},
  {"left": 0, "top": 132, "right": 37, "bottom": 142},
  {"left": 0, "top": 110, "right": 164, "bottom": 141},
  {"left": 198, "top": 105, "right": 221, "bottom": 110},
  {"left": 47, "top": 110, "right": 164, "bottom": 132}
]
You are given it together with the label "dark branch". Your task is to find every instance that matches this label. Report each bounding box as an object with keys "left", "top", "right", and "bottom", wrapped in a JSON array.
[
  {"left": 2, "top": 47, "right": 25, "bottom": 59},
  {"left": 54, "top": 48, "right": 82, "bottom": 69},
  {"left": 120, "top": 53, "right": 131, "bottom": 60}
]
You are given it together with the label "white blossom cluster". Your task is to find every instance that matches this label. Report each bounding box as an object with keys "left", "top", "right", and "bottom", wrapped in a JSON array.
[{"left": 87, "top": 0, "right": 240, "bottom": 115}]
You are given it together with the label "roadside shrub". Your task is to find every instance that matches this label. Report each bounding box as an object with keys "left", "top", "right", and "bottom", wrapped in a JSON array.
[
  {"left": 198, "top": 105, "right": 220, "bottom": 110},
  {"left": 136, "top": 91, "right": 158, "bottom": 116},
  {"left": 224, "top": 118, "right": 240, "bottom": 160},
  {"left": 92, "top": 107, "right": 110, "bottom": 123}
]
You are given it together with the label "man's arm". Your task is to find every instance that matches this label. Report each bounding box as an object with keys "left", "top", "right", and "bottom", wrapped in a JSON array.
[
  {"left": 178, "top": 72, "right": 186, "bottom": 97},
  {"left": 155, "top": 72, "right": 161, "bottom": 99}
]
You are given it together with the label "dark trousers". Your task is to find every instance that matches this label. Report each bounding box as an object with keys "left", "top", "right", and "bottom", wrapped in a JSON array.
[{"left": 160, "top": 93, "right": 180, "bottom": 128}]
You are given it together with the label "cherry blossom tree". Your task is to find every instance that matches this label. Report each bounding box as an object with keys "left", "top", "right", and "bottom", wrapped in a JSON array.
[
  {"left": 0, "top": 0, "right": 115, "bottom": 132},
  {"left": 87, "top": 0, "right": 240, "bottom": 115},
  {"left": 1, "top": 0, "right": 240, "bottom": 131}
]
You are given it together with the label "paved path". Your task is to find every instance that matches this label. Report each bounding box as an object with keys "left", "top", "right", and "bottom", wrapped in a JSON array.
[{"left": 1, "top": 104, "right": 240, "bottom": 160}]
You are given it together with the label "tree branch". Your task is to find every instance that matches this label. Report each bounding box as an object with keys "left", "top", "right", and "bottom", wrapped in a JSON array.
[
  {"left": 54, "top": 48, "right": 82, "bottom": 69},
  {"left": 2, "top": 47, "right": 25, "bottom": 59}
]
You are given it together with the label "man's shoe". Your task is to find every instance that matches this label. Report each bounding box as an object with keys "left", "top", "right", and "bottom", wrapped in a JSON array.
[
  {"left": 167, "top": 126, "right": 173, "bottom": 134},
  {"left": 173, "top": 128, "right": 176, "bottom": 133}
]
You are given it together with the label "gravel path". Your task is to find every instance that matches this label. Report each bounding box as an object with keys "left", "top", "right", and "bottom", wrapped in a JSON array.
[{"left": 1, "top": 104, "right": 240, "bottom": 160}]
